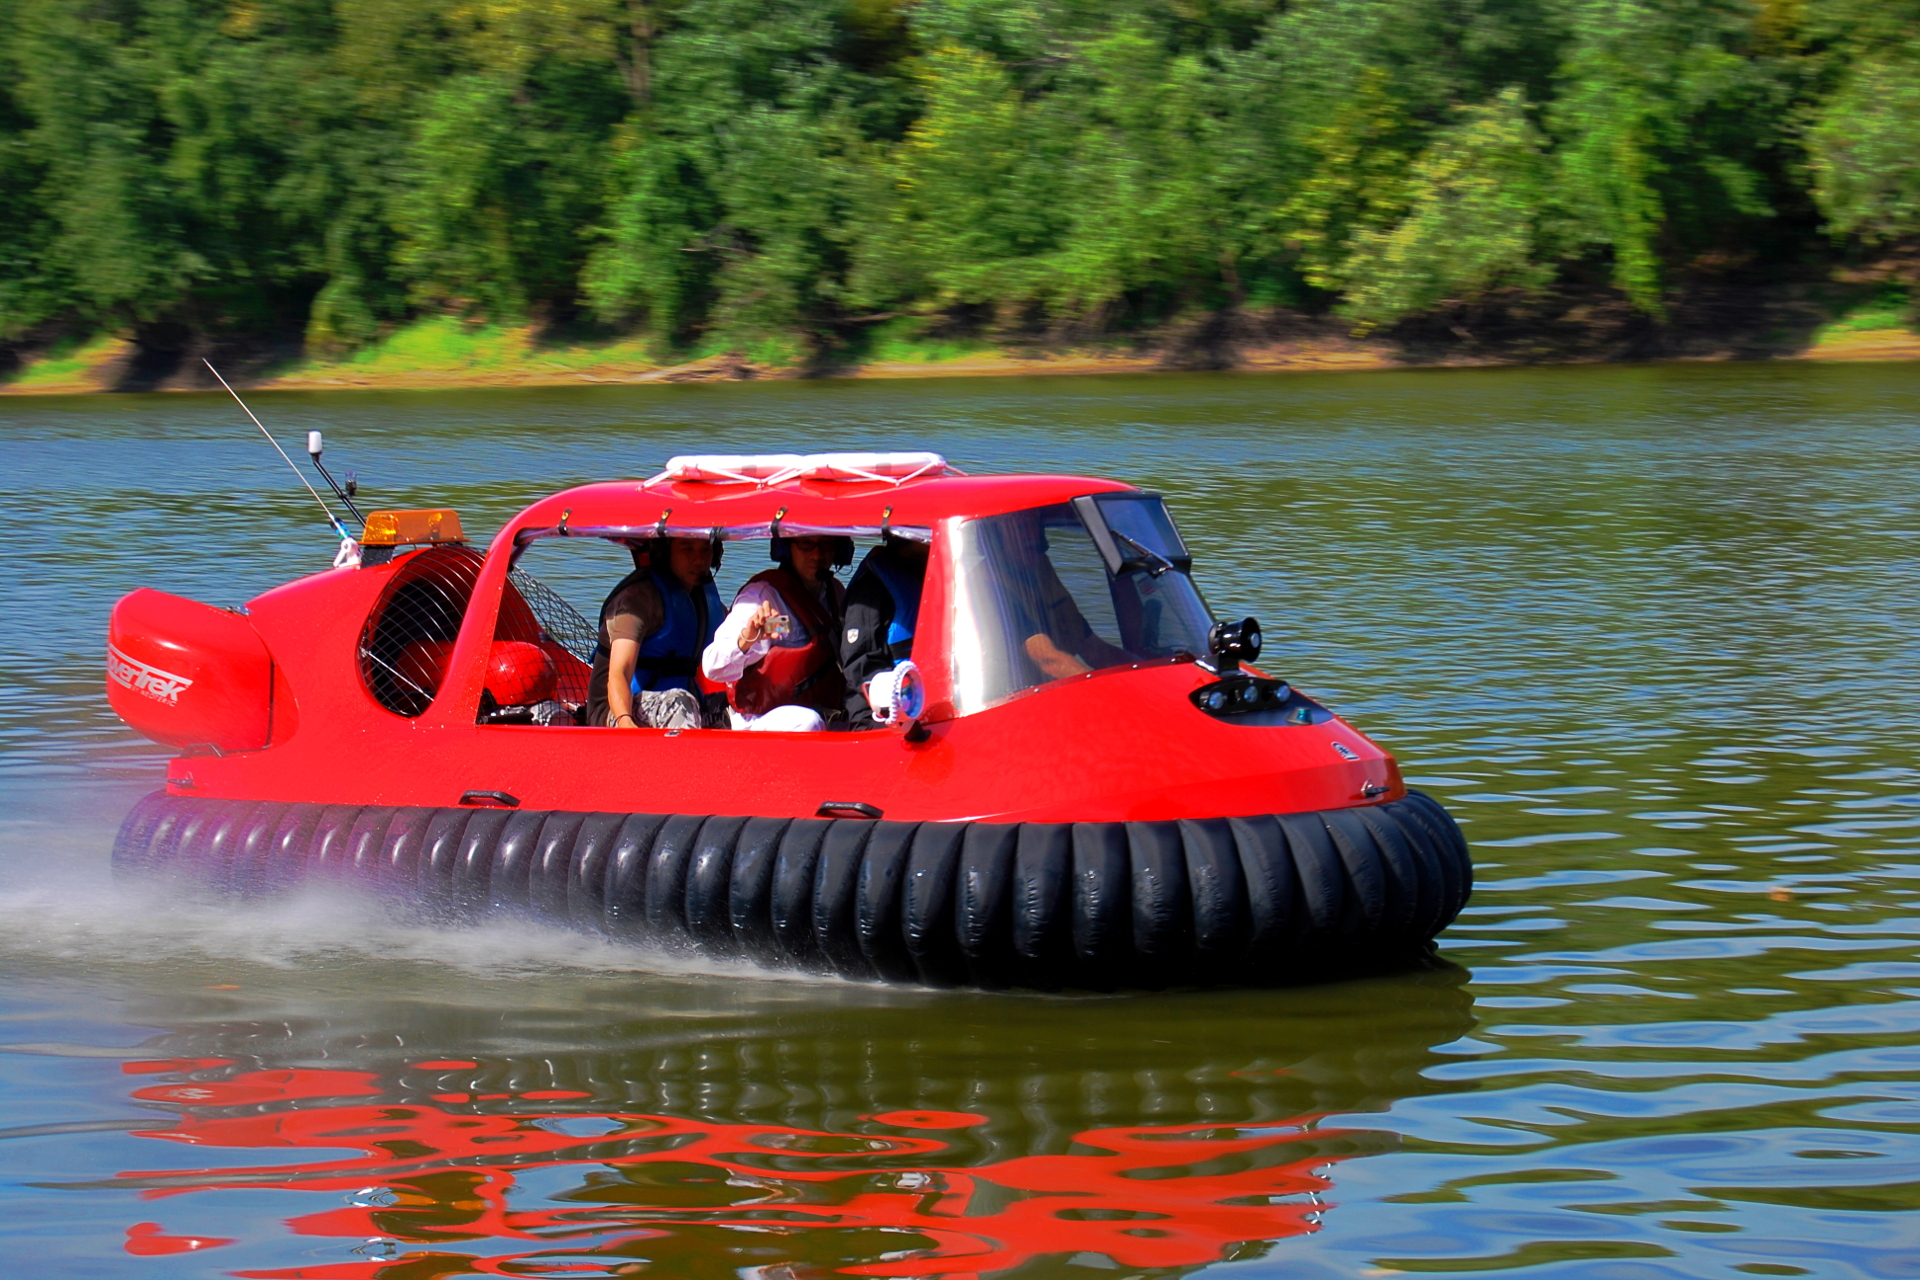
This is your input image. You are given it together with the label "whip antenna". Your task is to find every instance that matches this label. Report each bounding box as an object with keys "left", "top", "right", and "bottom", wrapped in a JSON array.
[{"left": 203, "top": 359, "right": 352, "bottom": 540}]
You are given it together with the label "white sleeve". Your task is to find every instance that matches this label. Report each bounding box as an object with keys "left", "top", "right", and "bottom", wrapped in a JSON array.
[{"left": 702, "top": 581, "right": 780, "bottom": 684}]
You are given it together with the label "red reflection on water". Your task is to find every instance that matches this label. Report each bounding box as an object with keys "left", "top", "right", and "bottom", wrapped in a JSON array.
[
  {"left": 116, "top": 1060, "right": 1340, "bottom": 1279},
  {"left": 122, "top": 1057, "right": 233, "bottom": 1075},
  {"left": 125, "top": 1221, "right": 235, "bottom": 1255},
  {"left": 862, "top": 1111, "right": 988, "bottom": 1130}
]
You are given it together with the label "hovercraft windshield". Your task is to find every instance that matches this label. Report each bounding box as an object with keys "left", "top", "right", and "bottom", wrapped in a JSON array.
[{"left": 949, "top": 496, "right": 1215, "bottom": 713}]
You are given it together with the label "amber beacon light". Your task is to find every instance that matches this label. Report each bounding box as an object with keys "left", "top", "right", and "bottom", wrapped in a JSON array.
[{"left": 360, "top": 509, "right": 465, "bottom": 547}]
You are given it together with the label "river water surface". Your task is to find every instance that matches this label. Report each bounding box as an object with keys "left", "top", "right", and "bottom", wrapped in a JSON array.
[{"left": 2, "top": 363, "right": 1917, "bottom": 1278}]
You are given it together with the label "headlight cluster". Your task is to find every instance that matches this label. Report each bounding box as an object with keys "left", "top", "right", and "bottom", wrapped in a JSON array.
[{"left": 1191, "top": 675, "right": 1291, "bottom": 719}]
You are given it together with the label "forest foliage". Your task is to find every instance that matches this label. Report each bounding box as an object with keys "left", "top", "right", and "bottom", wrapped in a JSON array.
[{"left": 2, "top": 0, "right": 1918, "bottom": 359}]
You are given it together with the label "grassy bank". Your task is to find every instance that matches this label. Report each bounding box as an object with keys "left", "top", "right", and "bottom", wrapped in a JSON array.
[
  {"left": 7, "top": 299, "right": 1919, "bottom": 396},
  {"left": 1798, "top": 296, "right": 1920, "bottom": 363}
]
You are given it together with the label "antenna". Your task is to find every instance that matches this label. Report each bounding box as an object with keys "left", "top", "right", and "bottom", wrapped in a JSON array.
[{"left": 203, "top": 359, "right": 352, "bottom": 541}]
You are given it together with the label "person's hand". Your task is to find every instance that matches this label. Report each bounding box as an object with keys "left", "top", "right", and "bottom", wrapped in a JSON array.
[
  {"left": 739, "top": 601, "right": 777, "bottom": 650},
  {"left": 1025, "top": 633, "right": 1091, "bottom": 680}
]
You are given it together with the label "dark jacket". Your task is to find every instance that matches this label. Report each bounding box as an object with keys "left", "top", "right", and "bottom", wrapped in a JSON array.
[{"left": 838, "top": 542, "right": 926, "bottom": 729}]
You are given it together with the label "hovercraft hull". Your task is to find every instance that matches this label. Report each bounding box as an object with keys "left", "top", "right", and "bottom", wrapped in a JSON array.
[{"left": 115, "top": 789, "right": 1470, "bottom": 990}]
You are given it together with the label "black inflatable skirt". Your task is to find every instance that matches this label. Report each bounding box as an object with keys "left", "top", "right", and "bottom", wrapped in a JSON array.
[{"left": 113, "top": 791, "right": 1471, "bottom": 990}]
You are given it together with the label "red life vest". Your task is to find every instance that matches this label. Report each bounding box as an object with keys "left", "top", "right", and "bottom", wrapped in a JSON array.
[{"left": 731, "top": 568, "right": 848, "bottom": 718}]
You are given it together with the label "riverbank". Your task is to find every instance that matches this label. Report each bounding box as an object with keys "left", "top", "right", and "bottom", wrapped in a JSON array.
[{"left": 6, "top": 290, "right": 1918, "bottom": 395}]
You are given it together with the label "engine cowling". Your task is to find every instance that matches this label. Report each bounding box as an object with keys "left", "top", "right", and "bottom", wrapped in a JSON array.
[{"left": 107, "top": 589, "right": 276, "bottom": 753}]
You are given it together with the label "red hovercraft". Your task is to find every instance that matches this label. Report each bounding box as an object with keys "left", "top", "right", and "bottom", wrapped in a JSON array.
[{"left": 108, "top": 451, "right": 1469, "bottom": 989}]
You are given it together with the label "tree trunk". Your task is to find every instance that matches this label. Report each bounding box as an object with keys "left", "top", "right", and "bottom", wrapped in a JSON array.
[{"left": 621, "top": 0, "right": 655, "bottom": 107}]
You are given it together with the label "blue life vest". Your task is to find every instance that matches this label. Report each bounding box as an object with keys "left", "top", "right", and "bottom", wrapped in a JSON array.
[
  {"left": 635, "top": 570, "right": 723, "bottom": 695},
  {"left": 864, "top": 551, "right": 923, "bottom": 657}
]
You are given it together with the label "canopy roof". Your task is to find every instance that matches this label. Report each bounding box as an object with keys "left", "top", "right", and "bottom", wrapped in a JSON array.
[{"left": 499, "top": 467, "right": 1138, "bottom": 549}]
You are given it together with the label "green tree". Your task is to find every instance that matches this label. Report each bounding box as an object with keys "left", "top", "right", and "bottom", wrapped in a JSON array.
[
  {"left": 390, "top": 0, "right": 628, "bottom": 321},
  {"left": 1232, "top": 0, "right": 1554, "bottom": 305},
  {"left": 1808, "top": 45, "right": 1920, "bottom": 244},
  {"left": 0, "top": 0, "right": 1908, "bottom": 365},
  {"left": 853, "top": 7, "right": 1288, "bottom": 327},
  {"left": 582, "top": 132, "right": 719, "bottom": 341},
  {"left": 9, "top": 0, "right": 395, "bottom": 344},
  {"left": 1275, "top": 67, "right": 1418, "bottom": 296},
  {"left": 1044, "top": 23, "right": 1258, "bottom": 320},
  {"left": 1551, "top": 0, "right": 1782, "bottom": 317},
  {"left": 585, "top": 0, "right": 889, "bottom": 348},
  {"left": 1341, "top": 89, "right": 1559, "bottom": 331},
  {"left": 0, "top": 5, "right": 64, "bottom": 340},
  {"left": 857, "top": 43, "right": 1067, "bottom": 315},
  {"left": 12, "top": 0, "right": 199, "bottom": 326}
]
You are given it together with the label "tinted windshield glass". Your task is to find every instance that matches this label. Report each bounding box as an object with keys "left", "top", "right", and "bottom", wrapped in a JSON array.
[
  {"left": 950, "top": 502, "right": 1215, "bottom": 712},
  {"left": 1093, "top": 493, "right": 1190, "bottom": 567}
]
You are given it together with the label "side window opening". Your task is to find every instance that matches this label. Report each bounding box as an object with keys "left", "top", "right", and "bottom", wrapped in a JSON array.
[
  {"left": 482, "top": 538, "right": 636, "bottom": 723},
  {"left": 488, "top": 570, "right": 597, "bottom": 714},
  {"left": 470, "top": 525, "right": 933, "bottom": 726}
]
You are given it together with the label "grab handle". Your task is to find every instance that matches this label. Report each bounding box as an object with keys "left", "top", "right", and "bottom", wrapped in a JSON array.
[
  {"left": 460, "top": 790, "right": 521, "bottom": 808},
  {"left": 816, "top": 800, "right": 883, "bottom": 820}
]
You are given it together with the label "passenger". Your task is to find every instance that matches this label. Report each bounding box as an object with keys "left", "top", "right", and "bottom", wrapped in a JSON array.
[
  {"left": 840, "top": 534, "right": 930, "bottom": 728},
  {"left": 999, "top": 510, "right": 1133, "bottom": 681},
  {"left": 587, "top": 536, "right": 725, "bottom": 730},
  {"left": 702, "top": 534, "right": 850, "bottom": 731}
]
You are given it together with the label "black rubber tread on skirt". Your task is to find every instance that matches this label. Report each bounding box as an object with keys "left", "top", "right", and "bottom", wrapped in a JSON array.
[{"left": 112, "top": 791, "right": 1472, "bottom": 990}]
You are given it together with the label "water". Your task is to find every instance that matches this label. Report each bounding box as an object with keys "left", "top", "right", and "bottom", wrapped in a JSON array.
[{"left": 2, "top": 363, "right": 1918, "bottom": 1278}]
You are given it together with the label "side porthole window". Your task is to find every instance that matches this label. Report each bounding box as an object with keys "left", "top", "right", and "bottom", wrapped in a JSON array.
[{"left": 358, "top": 545, "right": 486, "bottom": 717}]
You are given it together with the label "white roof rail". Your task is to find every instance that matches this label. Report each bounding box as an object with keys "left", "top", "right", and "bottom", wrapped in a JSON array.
[
  {"left": 651, "top": 454, "right": 806, "bottom": 484},
  {"left": 646, "top": 451, "right": 960, "bottom": 488}
]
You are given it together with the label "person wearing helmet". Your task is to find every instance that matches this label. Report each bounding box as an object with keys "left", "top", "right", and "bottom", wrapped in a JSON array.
[
  {"left": 587, "top": 536, "right": 725, "bottom": 730},
  {"left": 702, "top": 534, "right": 850, "bottom": 731}
]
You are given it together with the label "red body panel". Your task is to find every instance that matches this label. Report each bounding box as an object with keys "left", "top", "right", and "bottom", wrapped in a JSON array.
[
  {"left": 161, "top": 659, "right": 1398, "bottom": 821},
  {"left": 116, "top": 471, "right": 1407, "bottom": 822}
]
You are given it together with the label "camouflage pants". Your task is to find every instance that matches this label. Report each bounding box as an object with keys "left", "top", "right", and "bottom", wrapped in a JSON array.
[{"left": 606, "top": 689, "right": 701, "bottom": 730}]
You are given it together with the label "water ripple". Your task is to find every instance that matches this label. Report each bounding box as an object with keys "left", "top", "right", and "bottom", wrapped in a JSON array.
[{"left": 2, "top": 363, "right": 1918, "bottom": 1276}]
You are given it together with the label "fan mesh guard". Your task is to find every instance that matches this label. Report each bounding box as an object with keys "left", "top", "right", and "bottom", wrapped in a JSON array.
[
  {"left": 358, "top": 546, "right": 485, "bottom": 717},
  {"left": 506, "top": 568, "right": 597, "bottom": 664}
]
